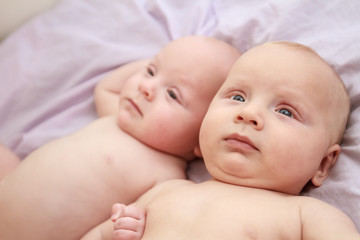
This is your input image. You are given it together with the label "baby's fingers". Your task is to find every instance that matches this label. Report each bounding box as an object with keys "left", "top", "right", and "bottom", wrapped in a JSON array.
[
  {"left": 113, "top": 228, "right": 142, "bottom": 240},
  {"left": 113, "top": 216, "right": 145, "bottom": 240},
  {"left": 114, "top": 216, "right": 145, "bottom": 232},
  {"left": 111, "top": 203, "right": 126, "bottom": 222},
  {"left": 111, "top": 203, "right": 146, "bottom": 222}
]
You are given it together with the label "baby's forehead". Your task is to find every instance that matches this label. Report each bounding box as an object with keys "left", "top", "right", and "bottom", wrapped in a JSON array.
[
  {"left": 230, "top": 43, "right": 338, "bottom": 85},
  {"left": 154, "top": 51, "right": 225, "bottom": 89}
]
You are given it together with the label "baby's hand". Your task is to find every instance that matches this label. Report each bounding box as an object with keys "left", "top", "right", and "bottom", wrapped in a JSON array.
[{"left": 111, "top": 203, "right": 146, "bottom": 240}]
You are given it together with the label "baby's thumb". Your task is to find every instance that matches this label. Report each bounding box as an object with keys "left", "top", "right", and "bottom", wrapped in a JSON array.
[{"left": 111, "top": 203, "right": 125, "bottom": 222}]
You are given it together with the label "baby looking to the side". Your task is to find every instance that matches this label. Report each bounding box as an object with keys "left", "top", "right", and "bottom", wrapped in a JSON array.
[
  {"left": 85, "top": 41, "right": 360, "bottom": 240},
  {"left": 0, "top": 36, "right": 241, "bottom": 240}
]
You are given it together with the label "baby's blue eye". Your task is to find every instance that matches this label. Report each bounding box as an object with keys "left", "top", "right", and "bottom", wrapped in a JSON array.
[
  {"left": 230, "top": 95, "right": 245, "bottom": 102},
  {"left": 278, "top": 108, "right": 292, "bottom": 117}
]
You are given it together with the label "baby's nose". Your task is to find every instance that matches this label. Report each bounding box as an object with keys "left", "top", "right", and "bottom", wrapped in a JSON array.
[
  {"left": 234, "top": 109, "right": 263, "bottom": 130},
  {"left": 139, "top": 81, "right": 155, "bottom": 101}
]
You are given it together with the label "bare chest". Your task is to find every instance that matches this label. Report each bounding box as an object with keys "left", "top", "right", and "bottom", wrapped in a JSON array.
[
  {"left": 34, "top": 116, "right": 183, "bottom": 201},
  {"left": 144, "top": 182, "right": 302, "bottom": 240}
]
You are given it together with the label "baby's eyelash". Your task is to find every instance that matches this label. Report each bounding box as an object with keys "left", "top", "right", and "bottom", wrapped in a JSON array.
[
  {"left": 167, "top": 88, "right": 183, "bottom": 105},
  {"left": 168, "top": 89, "right": 177, "bottom": 100},
  {"left": 146, "top": 64, "right": 156, "bottom": 76},
  {"left": 275, "top": 104, "right": 302, "bottom": 121}
]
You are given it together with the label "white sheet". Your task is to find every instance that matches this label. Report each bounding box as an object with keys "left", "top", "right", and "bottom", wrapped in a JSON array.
[{"left": 0, "top": 0, "right": 359, "bottom": 231}]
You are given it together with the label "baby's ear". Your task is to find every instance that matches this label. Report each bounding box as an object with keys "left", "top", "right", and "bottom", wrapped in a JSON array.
[
  {"left": 311, "top": 144, "right": 341, "bottom": 187},
  {"left": 194, "top": 146, "right": 202, "bottom": 158}
]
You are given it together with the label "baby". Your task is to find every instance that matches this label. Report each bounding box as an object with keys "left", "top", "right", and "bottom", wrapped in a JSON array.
[
  {"left": 0, "top": 36, "right": 241, "bottom": 240},
  {"left": 85, "top": 41, "right": 360, "bottom": 239}
]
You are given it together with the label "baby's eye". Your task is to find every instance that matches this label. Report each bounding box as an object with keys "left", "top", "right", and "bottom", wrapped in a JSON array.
[
  {"left": 146, "top": 66, "right": 155, "bottom": 76},
  {"left": 230, "top": 94, "right": 245, "bottom": 102},
  {"left": 277, "top": 108, "right": 293, "bottom": 118},
  {"left": 168, "top": 90, "right": 177, "bottom": 100}
]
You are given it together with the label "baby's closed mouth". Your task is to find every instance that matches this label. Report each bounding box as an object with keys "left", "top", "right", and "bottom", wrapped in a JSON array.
[
  {"left": 127, "top": 98, "right": 143, "bottom": 116},
  {"left": 224, "top": 133, "right": 258, "bottom": 152}
]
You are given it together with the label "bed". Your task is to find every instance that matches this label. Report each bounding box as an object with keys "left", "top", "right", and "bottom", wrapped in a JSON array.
[{"left": 0, "top": 0, "right": 359, "bottom": 232}]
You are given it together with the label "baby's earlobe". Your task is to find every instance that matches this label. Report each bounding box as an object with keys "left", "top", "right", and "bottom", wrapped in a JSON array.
[{"left": 311, "top": 144, "right": 341, "bottom": 187}]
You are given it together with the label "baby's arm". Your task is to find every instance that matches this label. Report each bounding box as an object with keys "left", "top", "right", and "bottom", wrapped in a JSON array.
[
  {"left": 0, "top": 143, "right": 20, "bottom": 180},
  {"left": 94, "top": 59, "right": 149, "bottom": 117},
  {"left": 301, "top": 198, "right": 360, "bottom": 239}
]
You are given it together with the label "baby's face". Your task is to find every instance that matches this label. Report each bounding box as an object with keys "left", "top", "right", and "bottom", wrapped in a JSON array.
[
  {"left": 200, "top": 43, "right": 341, "bottom": 194},
  {"left": 117, "top": 37, "right": 232, "bottom": 159}
]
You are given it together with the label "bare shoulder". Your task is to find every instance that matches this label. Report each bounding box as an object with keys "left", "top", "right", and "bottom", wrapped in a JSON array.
[{"left": 297, "top": 196, "right": 360, "bottom": 239}]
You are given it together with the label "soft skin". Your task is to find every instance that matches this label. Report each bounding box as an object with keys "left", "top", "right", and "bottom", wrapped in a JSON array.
[
  {"left": 200, "top": 42, "right": 350, "bottom": 195},
  {"left": 0, "top": 36, "right": 241, "bottom": 240},
  {"left": 82, "top": 42, "right": 359, "bottom": 240}
]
